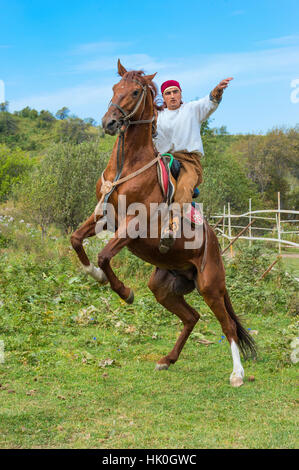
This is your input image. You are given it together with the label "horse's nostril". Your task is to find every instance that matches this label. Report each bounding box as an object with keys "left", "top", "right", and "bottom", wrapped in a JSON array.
[{"left": 107, "top": 119, "right": 116, "bottom": 129}]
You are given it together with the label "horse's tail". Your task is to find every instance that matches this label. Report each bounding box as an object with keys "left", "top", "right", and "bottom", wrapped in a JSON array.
[{"left": 224, "top": 290, "right": 257, "bottom": 360}]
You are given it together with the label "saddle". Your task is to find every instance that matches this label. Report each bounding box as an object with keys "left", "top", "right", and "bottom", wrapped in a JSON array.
[{"left": 157, "top": 153, "right": 203, "bottom": 227}]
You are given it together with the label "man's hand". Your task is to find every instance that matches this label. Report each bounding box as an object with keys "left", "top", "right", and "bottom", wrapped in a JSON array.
[
  {"left": 210, "top": 77, "right": 233, "bottom": 103},
  {"left": 217, "top": 77, "right": 234, "bottom": 90}
]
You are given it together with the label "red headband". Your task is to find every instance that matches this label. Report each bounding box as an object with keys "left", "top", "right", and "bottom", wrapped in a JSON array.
[{"left": 161, "top": 80, "right": 182, "bottom": 95}]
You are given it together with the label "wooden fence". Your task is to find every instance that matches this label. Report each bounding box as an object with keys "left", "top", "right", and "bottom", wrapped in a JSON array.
[{"left": 210, "top": 192, "right": 299, "bottom": 254}]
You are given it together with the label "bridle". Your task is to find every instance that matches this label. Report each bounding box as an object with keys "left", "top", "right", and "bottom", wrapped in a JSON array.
[
  {"left": 94, "top": 78, "right": 159, "bottom": 221},
  {"left": 109, "top": 78, "right": 155, "bottom": 129}
]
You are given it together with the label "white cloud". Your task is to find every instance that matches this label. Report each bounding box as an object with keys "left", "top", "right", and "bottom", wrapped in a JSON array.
[
  {"left": 10, "top": 82, "right": 112, "bottom": 114},
  {"left": 9, "top": 43, "right": 299, "bottom": 119},
  {"left": 74, "top": 53, "right": 169, "bottom": 73},
  {"left": 155, "top": 45, "right": 299, "bottom": 96},
  {"left": 71, "top": 41, "right": 134, "bottom": 55},
  {"left": 256, "top": 34, "right": 299, "bottom": 46}
]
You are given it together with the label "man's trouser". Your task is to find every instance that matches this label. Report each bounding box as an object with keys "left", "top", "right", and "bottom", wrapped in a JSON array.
[
  {"left": 172, "top": 151, "right": 203, "bottom": 211},
  {"left": 159, "top": 151, "right": 203, "bottom": 252}
]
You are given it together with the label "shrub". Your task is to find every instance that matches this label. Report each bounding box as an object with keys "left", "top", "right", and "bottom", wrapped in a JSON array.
[
  {"left": 0, "top": 144, "right": 34, "bottom": 202},
  {"left": 15, "top": 140, "right": 109, "bottom": 233}
]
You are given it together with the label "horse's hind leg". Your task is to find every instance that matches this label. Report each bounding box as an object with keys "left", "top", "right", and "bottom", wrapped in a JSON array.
[
  {"left": 192, "top": 224, "right": 256, "bottom": 386},
  {"left": 70, "top": 213, "right": 108, "bottom": 284},
  {"left": 196, "top": 267, "right": 256, "bottom": 387},
  {"left": 201, "top": 288, "right": 244, "bottom": 386},
  {"left": 148, "top": 268, "right": 199, "bottom": 370}
]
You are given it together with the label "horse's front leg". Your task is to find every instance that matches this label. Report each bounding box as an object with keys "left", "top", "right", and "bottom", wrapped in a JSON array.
[
  {"left": 97, "top": 215, "right": 134, "bottom": 303},
  {"left": 71, "top": 213, "right": 108, "bottom": 284}
]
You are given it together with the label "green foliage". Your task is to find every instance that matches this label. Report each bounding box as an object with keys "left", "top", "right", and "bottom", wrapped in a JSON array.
[
  {"left": 0, "top": 145, "right": 35, "bottom": 202},
  {"left": 230, "top": 126, "right": 299, "bottom": 209},
  {"left": 37, "top": 110, "right": 56, "bottom": 128},
  {"left": 200, "top": 127, "right": 261, "bottom": 216},
  {"left": 15, "top": 106, "right": 38, "bottom": 119},
  {"left": 0, "top": 112, "right": 19, "bottom": 138},
  {"left": 225, "top": 244, "right": 298, "bottom": 318},
  {"left": 1, "top": 107, "right": 106, "bottom": 152},
  {"left": 0, "top": 215, "right": 298, "bottom": 448},
  {"left": 15, "top": 140, "right": 109, "bottom": 232},
  {"left": 55, "top": 117, "right": 96, "bottom": 144},
  {"left": 55, "top": 107, "right": 70, "bottom": 120},
  {"left": 0, "top": 101, "right": 9, "bottom": 112}
]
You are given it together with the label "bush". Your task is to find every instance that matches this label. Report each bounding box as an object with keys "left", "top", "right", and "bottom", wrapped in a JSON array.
[
  {"left": 15, "top": 140, "right": 109, "bottom": 233},
  {"left": 0, "top": 144, "right": 34, "bottom": 202},
  {"left": 200, "top": 147, "right": 261, "bottom": 218}
]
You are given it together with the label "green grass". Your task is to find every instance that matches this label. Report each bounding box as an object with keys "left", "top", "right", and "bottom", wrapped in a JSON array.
[
  {"left": 0, "top": 211, "right": 298, "bottom": 449},
  {"left": 281, "top": 257, "right": 299, "bottom": 278}
]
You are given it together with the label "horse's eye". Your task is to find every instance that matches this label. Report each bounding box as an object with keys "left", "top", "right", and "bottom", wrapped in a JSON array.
[{"left": 133, "top": 90, "right": 139, "bottom": 97}]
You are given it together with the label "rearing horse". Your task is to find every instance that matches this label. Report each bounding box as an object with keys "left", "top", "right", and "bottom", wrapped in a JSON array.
[{"left": 71, "top": 60, "right": 256, "bottom": 387}]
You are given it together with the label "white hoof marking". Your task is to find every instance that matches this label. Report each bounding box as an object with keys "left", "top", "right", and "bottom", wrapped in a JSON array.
[
  {"left": 230, "top": 377, "right": 244, "bottom": 387},
  {"left": 230, "top": 340, "right": 245, "bottom": 386},
  {"left": 82, "top": 263, "right": 108, "bottom": 284},
  {"left": 155, "top": 363, "right": 169, "bottom": 371}
]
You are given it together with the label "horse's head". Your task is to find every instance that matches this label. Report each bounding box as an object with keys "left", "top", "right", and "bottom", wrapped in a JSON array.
[{"left": 102, "top": 60, "right": 157, "bottom": 135}]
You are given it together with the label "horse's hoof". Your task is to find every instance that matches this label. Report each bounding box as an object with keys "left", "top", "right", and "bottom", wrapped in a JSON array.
[
  {"left": 125, "top": 289, "right": 134, "bottom": 304},
  {"left": 155, "top": 363, "right": 169, "bottom": 371},
  {"left": 230, "top": 377, "right": 244, "bottom": 387}
]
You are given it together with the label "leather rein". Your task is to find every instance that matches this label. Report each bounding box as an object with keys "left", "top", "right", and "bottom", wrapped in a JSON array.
[{"left": 94, "top": 79, "right": 160, "bottom": 221}]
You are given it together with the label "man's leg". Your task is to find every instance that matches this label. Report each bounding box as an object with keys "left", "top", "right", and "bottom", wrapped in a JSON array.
[
  {"left": 159, "top": 160, "right": 201, "bottom": 254},
  {"left": 173, "top": 161, "right": 200, "bottom": 207}
]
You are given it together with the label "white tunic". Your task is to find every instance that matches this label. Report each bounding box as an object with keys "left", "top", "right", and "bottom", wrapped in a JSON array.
[{"left": 154, "top": 95, "right": 219, "bottom": 156}]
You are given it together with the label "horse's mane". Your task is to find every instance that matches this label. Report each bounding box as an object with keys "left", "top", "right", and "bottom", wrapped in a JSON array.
[{"left": 120, "top": 70, "right": 164, "bottom": 111}]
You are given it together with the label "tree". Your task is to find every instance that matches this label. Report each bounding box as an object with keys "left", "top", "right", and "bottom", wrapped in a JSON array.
[
  {"left": 84, "top": 117, "right": 97, "bottom": 126},
  {"left": 230, "top": 126, "right": 299, "bottom": 207},
  {"left": 37, "top": 110, "right": 55, "bottom": 128},
  {"left": 55, "top": 107, "right": 70, "bottom": 120},
  {"left": 56, "top": 117, "right": 92, "bottom": 144},
  {"left": 0, "top": 111, "right": 19, "bottom": 137},
  {"left": 15, "top": 140, "right": 109, "bottom": 232},
  {"left": 198, "top": 119, "right": 261, "bottom": 217},
  {"left": 0, "top": 101, "right": 9, "bottom": 112}
]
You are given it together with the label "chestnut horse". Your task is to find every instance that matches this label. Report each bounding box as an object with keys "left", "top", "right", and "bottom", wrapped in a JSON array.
[{"left": 71, "top": 60, "right": 256, "bottom": 387}]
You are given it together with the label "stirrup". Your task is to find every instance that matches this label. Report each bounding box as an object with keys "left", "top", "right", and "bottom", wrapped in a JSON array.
[{"left": 158, "top": 215, "right": 180, "bottom": 254}]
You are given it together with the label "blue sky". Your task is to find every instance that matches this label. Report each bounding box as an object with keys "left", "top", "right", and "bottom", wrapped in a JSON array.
[{"left": 1, "top": 0, "right": 299, "bottom": 133}]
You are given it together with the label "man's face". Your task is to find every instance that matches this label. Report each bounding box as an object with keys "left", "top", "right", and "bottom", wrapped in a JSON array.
[{"left": 163, "top": 87, "right": 182, "bottom": 110}]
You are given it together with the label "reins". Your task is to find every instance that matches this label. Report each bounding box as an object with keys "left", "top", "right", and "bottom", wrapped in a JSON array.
[{"left": 94, "top": 79, "right": 159, "bottom": 221}]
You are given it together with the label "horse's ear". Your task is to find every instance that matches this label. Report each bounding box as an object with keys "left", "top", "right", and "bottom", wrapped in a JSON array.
[
  {"left": 117, "top": 59, "right": 127, "bottom": 77},
  {"left": 143, "top": 72, "right": 157, "bottom": 83}
]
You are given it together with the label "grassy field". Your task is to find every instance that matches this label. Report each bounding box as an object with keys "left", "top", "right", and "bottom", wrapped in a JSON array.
[
  {"left": 282, "top": 257, "right": 299, "bottom": 278},
  {"left": 0, "top": 209, "right": 298, "bottom": 449}
]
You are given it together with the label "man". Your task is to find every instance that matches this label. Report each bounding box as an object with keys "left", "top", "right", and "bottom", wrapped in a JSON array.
[{"left": 154, "top": 76, "right": 233, "bottom": 253}]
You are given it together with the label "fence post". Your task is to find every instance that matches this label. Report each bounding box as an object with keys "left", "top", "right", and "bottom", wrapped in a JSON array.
[
  {"left": 228, "top": 202, "right": 233, "bottom": 256},
  {"left": 277, "top": 192, "right": 281, "bottom": 255},
  {"left": 249, "top": 198, "right": 252, "bottom": 247}
]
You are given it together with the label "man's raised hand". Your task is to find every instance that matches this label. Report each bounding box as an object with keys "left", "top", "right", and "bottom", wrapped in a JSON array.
[{"left": 217, "top": 77, "right": 234, "bottom": 90}]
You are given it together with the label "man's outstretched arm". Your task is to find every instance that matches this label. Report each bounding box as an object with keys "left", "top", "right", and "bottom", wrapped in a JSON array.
[{"left": 210, "top": 77, "right": 234, "bottom": 103}]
